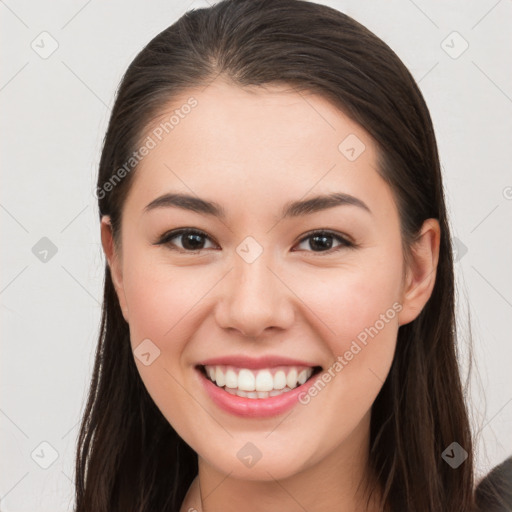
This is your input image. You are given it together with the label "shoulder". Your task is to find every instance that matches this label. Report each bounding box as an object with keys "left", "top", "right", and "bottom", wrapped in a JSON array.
[{"left": 474, "top": 456, "right": 512, "bottom": 512}]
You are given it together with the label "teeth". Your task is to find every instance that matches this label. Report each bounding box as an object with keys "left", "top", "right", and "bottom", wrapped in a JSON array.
[
  {"left": 215, "top": 366, "right": 225, "bottom": 387},
  {"left": 273, "top": 370, "right": 287, "bottom": 390},
  {"left": 238, "top": 369, "right": 256, "bottom": 391},
  {"left": 297, "top": 369, "right": 309, "bottom": 385},
  {"left": 224, "top": 387, "right": 294, "bottom": 399},
  {"left": 225, "top": 368, "right": 238, "bottom": 388},
  {"left": 286, "top": 368, "right": 298, "bottom": 389},
  {"left": 203, "top": 364, "right": 316, "bottom": 394},
  {"left": 255, "top": 370, "right": 274, "bottom": 391}
]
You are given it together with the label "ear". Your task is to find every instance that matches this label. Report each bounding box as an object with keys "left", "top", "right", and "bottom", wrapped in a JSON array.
[
  {"left": 100, "top": 216, "right": 130, "bottom": 323},
  {"left": 397, "top": 218, "right": 441, "bottom": 327}
]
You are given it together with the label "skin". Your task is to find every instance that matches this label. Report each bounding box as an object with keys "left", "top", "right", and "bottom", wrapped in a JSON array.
[{"left": 101, "top": 77, "right": 440, "bottom": 512}]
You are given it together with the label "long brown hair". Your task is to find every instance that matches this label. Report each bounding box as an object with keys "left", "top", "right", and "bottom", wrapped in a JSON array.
[{"left": 75, "top": 1, "right": 478, "bottom": 510}]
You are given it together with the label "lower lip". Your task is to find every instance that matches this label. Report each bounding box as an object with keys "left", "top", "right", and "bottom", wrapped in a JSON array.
[{"left": 196, "top": 367, "right": 322, "bottom": 418}]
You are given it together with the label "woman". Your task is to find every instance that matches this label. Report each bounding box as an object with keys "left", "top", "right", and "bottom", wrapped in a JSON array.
[{"left": 75, "top": 0, "right": 493, "bottom": 510}]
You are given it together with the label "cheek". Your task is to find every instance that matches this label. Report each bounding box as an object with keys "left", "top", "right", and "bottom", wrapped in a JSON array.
[
  {"left": 294, "top": 254, "right": 402, "bottom": 409},
  {"left": 312, "top": 279, "right": 399, "bottom": 388},
  {"left": 121, "top": 256, "right": 208, "bottom": 430},
  {"left": 301, "top": 255, "right": 402, "bottom": 346},
  {"left": 288, "top": 284, "right": 400, "bottom": 469},
  {"left": 121, "top": 246, "right": 209, "bottom": 347}
]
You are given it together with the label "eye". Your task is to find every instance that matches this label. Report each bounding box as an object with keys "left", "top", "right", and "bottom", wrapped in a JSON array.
[
  {"left": 155, "top": 228, "right": 355, "bottom": 255},
  {"left": 155, "top": 228, "right": 217, "bottom": 253},
  {"left": 293, "top": 230, "right": 354, "bottom": 254}
]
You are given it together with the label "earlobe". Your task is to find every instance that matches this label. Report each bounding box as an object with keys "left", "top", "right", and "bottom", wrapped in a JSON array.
[
  {"left": 100, "top": 216, "right": 130, "bottom": 322},
  {"left": 397, "top": 218, "right": 441, "bottom": 327}
]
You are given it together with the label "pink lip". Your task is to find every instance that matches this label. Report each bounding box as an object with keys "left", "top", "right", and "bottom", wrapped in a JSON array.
[
  {"left": 196, "top": 355, "right": 318, "bottom": 369},
  {"left": 196, "top": 366, "right": 322, "bottom": 418}
]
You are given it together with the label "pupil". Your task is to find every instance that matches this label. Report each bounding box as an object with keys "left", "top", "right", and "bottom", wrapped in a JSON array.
[
  {"left": 183, "top": 233, "right": 204, "bottom": 250},
  {"left": 310, "top": 234, "right": 332, "bottom": 251}
]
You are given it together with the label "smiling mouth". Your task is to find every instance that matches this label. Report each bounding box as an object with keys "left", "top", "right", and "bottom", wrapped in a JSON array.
[{"left": 197, "top": 364, "right": 323, "bottom": 399}]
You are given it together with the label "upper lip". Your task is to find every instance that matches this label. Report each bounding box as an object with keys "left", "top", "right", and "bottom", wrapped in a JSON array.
[{"left": 196, "top": 355, "right": 321, "bottom": 370}]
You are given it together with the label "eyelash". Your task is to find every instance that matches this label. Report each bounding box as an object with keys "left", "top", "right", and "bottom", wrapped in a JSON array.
[{"left": 154, "top": 228, "right": 356, "bottom": 255}]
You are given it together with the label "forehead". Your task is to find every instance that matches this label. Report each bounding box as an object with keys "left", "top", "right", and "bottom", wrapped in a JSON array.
[
  {"left": 124, "top": 77, "right": 395, "bottom": 222},
  {"left": 144, "top": 78, "right": 372, "bottom": 161}
]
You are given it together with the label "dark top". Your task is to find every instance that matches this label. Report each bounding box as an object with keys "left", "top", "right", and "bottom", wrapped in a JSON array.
[{"left": 474, "top": 456, "right": 512, "bottom": 512}]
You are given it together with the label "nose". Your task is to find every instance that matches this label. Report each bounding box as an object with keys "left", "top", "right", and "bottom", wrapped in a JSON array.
[{"left": 214, "top": 250, "right": 295, "bottom": 338}]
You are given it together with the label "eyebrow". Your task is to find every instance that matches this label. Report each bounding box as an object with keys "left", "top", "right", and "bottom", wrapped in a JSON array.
[{"left": 143, "top": 192, "right": 372, "bottom": 218}]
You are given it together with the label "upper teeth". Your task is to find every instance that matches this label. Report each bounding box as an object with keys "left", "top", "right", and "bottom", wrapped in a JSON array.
[{"left": 204, "top": 365, "right": 314, "bottom": 392}]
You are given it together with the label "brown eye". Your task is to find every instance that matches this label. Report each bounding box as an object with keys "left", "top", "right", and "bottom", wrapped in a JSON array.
[
  {"left": 156, "top": 229, "right": 217, "bottom": 253},
  {"left": 293, "top": 230, "right": 354, "bottom": 254}
]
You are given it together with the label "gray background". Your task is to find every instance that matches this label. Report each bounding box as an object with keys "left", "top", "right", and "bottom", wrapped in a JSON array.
[{"left": 1, "top": 0, "right": 511, "bottom": 510}]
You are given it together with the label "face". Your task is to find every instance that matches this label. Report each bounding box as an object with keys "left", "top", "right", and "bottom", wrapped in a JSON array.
[{"left": 101, "top": 78, "right": 439, "bottom": 482}]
